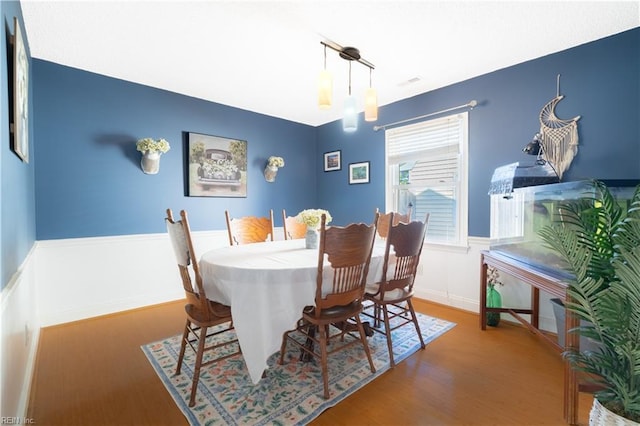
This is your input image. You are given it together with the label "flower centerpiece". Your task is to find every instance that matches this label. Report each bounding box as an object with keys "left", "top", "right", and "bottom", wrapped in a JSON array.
[
  {"left": 297, "top": 209, "right": 332, "bottom": 249},
  {"left": 136, "top": 138, "right": 170, "bottom": 175},
  {"left": 264, "top": 156, "right": 285, "bottom": 182},
  {"left": 296, "top": 209, "right": 332, "bottom": 229}
]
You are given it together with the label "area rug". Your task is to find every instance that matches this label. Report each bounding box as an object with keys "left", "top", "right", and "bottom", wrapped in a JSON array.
[{"left": 141, "top": 311, "right": 455, "bottom": 426}]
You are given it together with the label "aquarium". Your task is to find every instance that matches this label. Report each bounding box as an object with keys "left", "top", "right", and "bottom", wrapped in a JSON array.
[{"left": 489, "top": 179, "right": 638, "bottom": 278}]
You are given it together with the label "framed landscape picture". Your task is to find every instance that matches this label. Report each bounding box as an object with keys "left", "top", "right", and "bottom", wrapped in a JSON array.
[
  {"left": 11, "top": 17, "right": 29, "bottom": 163},
  {"left": 187, "top": 132, "right": 247, "bottom": 197},
  {"left": 349, "top": 161, "right": 370, "bottom": 184},
  {"left": 323, "top": 150, "right": 341, "bottom": 172}
]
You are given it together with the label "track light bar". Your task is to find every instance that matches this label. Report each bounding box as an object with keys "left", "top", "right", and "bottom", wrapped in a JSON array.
[{"left": 320, "top": 41, "right": 375, "bottom": 70}]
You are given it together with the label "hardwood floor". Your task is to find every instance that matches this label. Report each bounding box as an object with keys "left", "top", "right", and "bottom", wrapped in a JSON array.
[{"left": 27, "top": 299, "right": 593, "bottom": 425}]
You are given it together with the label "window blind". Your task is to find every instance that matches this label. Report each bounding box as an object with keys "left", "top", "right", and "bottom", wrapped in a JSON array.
[{"left": 386, "top": 113, "right": 468, "bottom": 246}]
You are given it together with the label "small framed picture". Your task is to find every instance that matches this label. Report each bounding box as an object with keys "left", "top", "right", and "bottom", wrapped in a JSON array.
[
  {"left": 323, "top": 150, "right": 341, "bottom": 172},
  {"left": 349, "top": 161, "right": 370, "bottom": 184}
]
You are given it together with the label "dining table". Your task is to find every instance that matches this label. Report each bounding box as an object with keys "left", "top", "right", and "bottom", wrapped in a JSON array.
[{"left": 199, "top": 238, "right": 387, "bottom": 384}]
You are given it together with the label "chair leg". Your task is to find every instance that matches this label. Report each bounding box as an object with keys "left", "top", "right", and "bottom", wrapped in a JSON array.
[
  {"left": 278, "top": 330, "right": 289, "bottom": 365},
  {"left": 355, "top": 316, "right": 376, "bottom": 374},
  {"left": 175, "top": 319, "right": 190, "bottom": 375},
  {"left": 407, "top": 299, "right": 425, "bottom": 349},
  {"left": 188, "top": 325, "right": 208, "bottom": 407},
  {"left": 381, "top": 304, "right": 396, "bottom": 367},
  {"left": 319, "top": 323, "right": 330, "bottom": 399},
  {"left": 373, "top": 303, "right": 382, "bottom": 328}
]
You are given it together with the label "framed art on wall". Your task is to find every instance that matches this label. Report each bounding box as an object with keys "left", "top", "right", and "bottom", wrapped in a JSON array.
[
  {"left": 348, "top": 161, "right": 370, "bottom": 184},
  {"left": 11, "top": 17, "right": 29, "bottom": 163},
  {"left": 187, "top": 132, "right": 247, "bottom": 197},
  {"left": 323, "top": 150, "right": 341, "bottom": 172}
]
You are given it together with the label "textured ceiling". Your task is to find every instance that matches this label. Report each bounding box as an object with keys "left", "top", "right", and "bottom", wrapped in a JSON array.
[{"left": 20, "top": 1, "right": 640, "bottom": 126}]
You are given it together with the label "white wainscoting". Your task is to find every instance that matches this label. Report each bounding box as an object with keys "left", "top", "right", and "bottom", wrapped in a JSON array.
[
  {"left": 35, "top": 230, "right": 230, "bottom": 326},
  {"left": 1, "top": 245, "right": 39, "bottom": 420},
  {"left": 33, "top": 231, "right": 559, "bottom": 330},
  {"left": 3, "top": 230, "right": 560, "bottom": 419}
]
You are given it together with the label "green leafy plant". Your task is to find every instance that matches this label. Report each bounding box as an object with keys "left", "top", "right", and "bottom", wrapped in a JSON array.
[{"left": 538, "top": 180, "right": 640, "bottom": 421}]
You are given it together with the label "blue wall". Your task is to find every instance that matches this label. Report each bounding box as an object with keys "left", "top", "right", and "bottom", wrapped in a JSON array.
[
  {"left": 1, "top": 1, "right": 36, "bottom": 290},
  {"left": 1, "top": 16, "right": 638, "bottom": 291},
  {"left": 317, "top": 28, "right": 640, "bottom": 236},
  {"left": 32, "top": 62, "right": 317, "bottom": 239}
]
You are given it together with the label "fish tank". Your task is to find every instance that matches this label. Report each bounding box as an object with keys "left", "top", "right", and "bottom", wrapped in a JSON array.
[{"left": 489, "top": 179, "right": 639, "bottom": 279}]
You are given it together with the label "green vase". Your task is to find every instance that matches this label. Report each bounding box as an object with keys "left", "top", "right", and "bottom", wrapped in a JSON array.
[{"left": 486, "top": 286, "right": 502, "bottom": 327}]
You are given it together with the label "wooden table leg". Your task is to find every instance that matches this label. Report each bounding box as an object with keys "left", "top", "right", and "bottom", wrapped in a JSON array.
[
  {"left": 531, "top": 286, "right": 540, "bottom": 329},
  {"left": 480, "top": 254, "right": 488, "bottom": 330}
]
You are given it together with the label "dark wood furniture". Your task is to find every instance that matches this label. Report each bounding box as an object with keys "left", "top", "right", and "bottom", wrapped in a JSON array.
[
  {"left": 282, "top": 209, "right": 306, "bottom": 240},
  {"left": 225, "top": 209, "right": 275, "bottom": 245},
  {"left": 479, "top": 250, "right": 579, "bottom": 425},
  {"left": 166, "top": 209, "right": 241, "bottom": 407},
  {"left": 362, "top": 213, "right": 429, "bottom": 366},
  {"left": 279, "top": 213, "right": 378, "bottom": 399},
  {"left": 374, "top": 207, "right": 412, "bottom": 239}
]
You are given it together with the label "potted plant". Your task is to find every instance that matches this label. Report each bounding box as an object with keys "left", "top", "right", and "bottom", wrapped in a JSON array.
[
  {"left": 538, "top": 180, "right": 640, "bottom": 424},
  {"left": 136, "top": 137, "right": 170, "bottom": 174},
  {"left": 296, "top": 209, "right": 332, "bottom": 249}
]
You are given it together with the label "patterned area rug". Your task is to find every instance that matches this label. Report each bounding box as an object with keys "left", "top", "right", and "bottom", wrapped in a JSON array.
[{"left": 142, "top": 311, "right": 455, "bottom": 426}]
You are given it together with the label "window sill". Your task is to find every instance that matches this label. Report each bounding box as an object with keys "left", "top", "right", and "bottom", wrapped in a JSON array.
[{"left": 423, "top": 242, "right": 470, "bottom": 254}]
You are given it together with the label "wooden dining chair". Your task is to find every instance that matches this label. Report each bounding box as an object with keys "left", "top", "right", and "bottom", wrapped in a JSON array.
[
  {"left": 282, "top": 209, "right": 307, "bottom": 240},
  {"left": 225, "top": 209, "right": 275, "bottom": 245},
  {"left": 362, "top": 213, "right": 429, "bottom": 367},
  {"left": 165, "top": 208, "right": 241, "bottom": 407},
  {"left": 279, "top": 213, "right": 379, "bottom": 399},
  {"left": 375, "top": 207, "right": 412, "bottom": 239}
]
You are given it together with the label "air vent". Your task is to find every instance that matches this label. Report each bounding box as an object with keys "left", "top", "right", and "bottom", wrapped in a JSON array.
[{"left": 398, "top": 76, "right": 422, "bottom": 87}]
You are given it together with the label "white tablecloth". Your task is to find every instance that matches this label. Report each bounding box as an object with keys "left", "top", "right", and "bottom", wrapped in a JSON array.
[{"left": 199, "top": 238, "right": 386, "bottom": 384}]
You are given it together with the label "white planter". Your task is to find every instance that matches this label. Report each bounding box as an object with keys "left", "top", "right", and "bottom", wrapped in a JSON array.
[
  {"left": 305, "top": 227, "right": 319, "bottom": 249},
  {"left": 590, "top": 398, "right": 638, "bottom": 426},
  {"left": 141, "top": 151, "right": 161, "bottom": 174},
  {"left": 264, "top": 165, "right": 278, "bottom": 182}
]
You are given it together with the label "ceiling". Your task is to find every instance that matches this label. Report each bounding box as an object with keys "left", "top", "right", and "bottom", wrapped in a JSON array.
[{"left": 19, "top": 1, "right": 639, "bottom": 127}]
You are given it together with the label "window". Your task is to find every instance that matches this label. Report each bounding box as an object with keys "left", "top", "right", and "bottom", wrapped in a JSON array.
[{"left": 385, "top": 112, "right": 469, "bottom": 247}]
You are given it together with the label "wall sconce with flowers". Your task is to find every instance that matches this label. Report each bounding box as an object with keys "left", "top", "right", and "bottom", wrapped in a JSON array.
[
  {"left": 264, "top": 156, "right": 284, "bottom": 182},
  {"left": 136, "top": 138, "right": 170, "bottom": 174}
]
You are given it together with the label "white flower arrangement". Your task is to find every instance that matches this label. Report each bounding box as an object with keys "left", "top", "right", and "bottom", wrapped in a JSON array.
[
  {"left": 296, "top": 209, "right": 332, "bottom": 229},
  {"left": 487, "top": 266, "right": 503, "bottom": 289},
  {"left": 136, "top": 138, "right": 171, "bottom": 154},
  {"left": 201, "top": 158, "right": 238, "bottom": 178},
  {"left": 267, "top": 156, "right": 285, "bottom": 168}
]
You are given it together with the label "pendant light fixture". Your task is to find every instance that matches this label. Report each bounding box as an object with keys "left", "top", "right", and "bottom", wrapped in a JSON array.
[
  {"left": 318, "top": 44, "right": 332, "bottom": 109},
  {"left": 343, "top": 60, "right": 358, "bottom": 132},
  {"left": 364, "top": 67, "right": 378, "bottom": 122},
  {"left": 318, "top": 40, "right": 377, "bottom": 132}
]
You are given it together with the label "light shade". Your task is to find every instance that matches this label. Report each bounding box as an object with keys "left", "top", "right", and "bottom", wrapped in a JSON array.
[
  {"left": 318, "top": 70, "right": 333, "bottom": 109},
  {"left": 343, "top": 95, "right": 358, "bottom": 132},
  {"left": 364, "top": 87, "right": 378, "bottom": 122}
]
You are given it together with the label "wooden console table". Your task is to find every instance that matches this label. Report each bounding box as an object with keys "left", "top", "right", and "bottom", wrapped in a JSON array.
[{"left": 479, "top": 250, "right": 579, "bottom": 425}]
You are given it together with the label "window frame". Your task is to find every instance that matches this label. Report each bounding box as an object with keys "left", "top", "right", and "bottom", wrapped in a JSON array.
[{"left": 384, "top": 111, "right": 469, "bottom": 250}]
